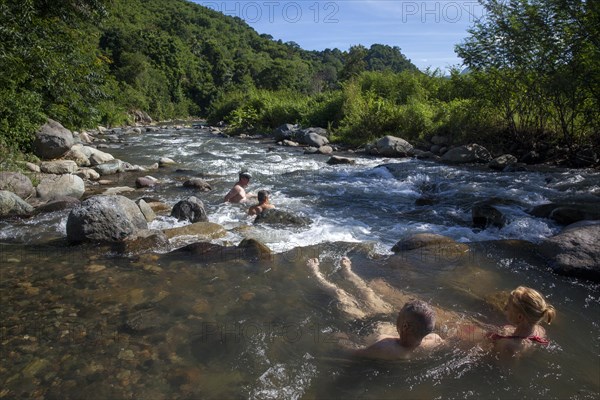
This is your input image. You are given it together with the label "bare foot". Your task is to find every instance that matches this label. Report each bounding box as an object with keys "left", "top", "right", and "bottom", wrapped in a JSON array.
[
  {"left": 340, "top": 256, "right": 352, "bottom": 271},
  {"left": 307, "top": 258, "right": 320, "bottom": 274}
]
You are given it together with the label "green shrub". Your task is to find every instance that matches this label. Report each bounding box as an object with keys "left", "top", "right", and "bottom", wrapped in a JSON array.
[{"left": 0, "top": 87, "right": 45, "bottom": 154}]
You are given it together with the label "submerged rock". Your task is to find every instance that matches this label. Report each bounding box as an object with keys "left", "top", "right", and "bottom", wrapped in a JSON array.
[
  {"left": 173, "top": 238, "right": 271, "bottom": 262},
  {"left": 112, "top": 229, "right": 169, "bottom": 254},
  {"left": 392, "top": 233, "right": 467, "bottom": 253},
  {"left": 162, "top": 221, "right": 226, "bottom": 240},
  {"left": 122, "top": 306, "right": 169, "bottom": 334},
  {"left": 253, "top": 208, "right": 311, "bottom": 226}
]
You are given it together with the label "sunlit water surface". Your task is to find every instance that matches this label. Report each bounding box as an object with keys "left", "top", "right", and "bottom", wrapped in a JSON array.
[{"left": 1, "top": 126, "right": 599, "bottom": 399}]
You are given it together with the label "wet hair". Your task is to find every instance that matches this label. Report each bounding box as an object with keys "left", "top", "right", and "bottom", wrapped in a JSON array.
[
  {"left": 257, "top": 190, "right": 270, "bottom": 203},
  {"left": 239, "top": 172, "right": 251, "bottom": 180},
  {"left": 396, "top": 300, "right": 436, "bottom": 339},
  {"left": 509, "top": 286, "right": 556, "bottom": 325}
]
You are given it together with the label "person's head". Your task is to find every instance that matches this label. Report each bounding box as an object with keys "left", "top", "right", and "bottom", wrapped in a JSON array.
[
  {"left": 257, "top": 190, "right": 270, "bottom": 204},
  {"left": 238, "top": 172, "right": 251, "bottom": 187},
  {"left": 396, "top": 300, "right": 436, "bottom": 345},
  {"left": 505, "top": 286, "right": 556, "bottom": 326}
]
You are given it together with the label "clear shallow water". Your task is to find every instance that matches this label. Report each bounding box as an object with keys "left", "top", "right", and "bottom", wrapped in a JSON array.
[{"left": 1, "top": 126, "right": 599, "bottom": 399}]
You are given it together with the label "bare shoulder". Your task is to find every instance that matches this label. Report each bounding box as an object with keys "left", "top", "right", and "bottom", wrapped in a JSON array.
[
  {"left": 353, "top": 337, "right": 410, "bottom": 360},
  {"left": 421, "top": 333, "right": 444, "bottom": 349}
]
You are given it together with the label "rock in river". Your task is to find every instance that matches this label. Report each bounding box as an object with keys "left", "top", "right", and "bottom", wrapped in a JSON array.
[{"left": 66, "top": 195, "right": 148, "bottom": 243}]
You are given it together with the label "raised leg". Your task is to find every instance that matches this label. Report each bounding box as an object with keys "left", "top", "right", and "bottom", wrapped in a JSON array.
[
  {"left": 306, "top": 258, "right": 366, "bottom": 319},
  {"left": 339, "top": 257, "right": 392, "bottom": 314}
]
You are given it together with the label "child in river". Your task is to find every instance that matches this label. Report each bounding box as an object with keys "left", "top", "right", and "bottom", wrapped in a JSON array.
[
  {"left": 306, "top": 257, "right": 443, "bottom": 360},
  {"left": 248, "top": 190, "right": 274, "bottom": 216}
]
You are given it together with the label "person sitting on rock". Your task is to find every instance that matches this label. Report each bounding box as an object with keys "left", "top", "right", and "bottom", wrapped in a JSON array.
[
  {"left": 248, "top": 190, "right": 274, "bottom": 216},
  {"left": 224, "top": 171, "right": 253, "bottom": 203},
  {"left": 306, "top": 257, "right": 443, "bottom": 360}
]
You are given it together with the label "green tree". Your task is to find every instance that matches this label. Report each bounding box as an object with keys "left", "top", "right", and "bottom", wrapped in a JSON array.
[
  {"left": 456, "top": 0, "right": 599, "bottom": 148},
  {"left": 339, "top": 45, "right": 368, "bottom": 81}
]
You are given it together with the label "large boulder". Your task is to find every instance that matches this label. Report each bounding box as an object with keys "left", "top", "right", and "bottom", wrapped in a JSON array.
[
  {"left": 442, "top": 144, "right": 492, "bottom": 164},
  {"left": 66, "top": 195, "right": 148, "bottom": 243},
  {"left": 273, "top": 124, "right": 298, "bottom": 142},
  {"left": 40, "top": 160, "right": 78, "bottom": 174},
  {"left": 296, "top": 129, "right": 329, "bottom": 147},
  {"left": 170, "top": 196, "right": 208, "bottom": 223},
  {"left": 0, "top": 190, "right": 34, "bottom": 217},
  {"left": 489, "top": 154, "right": 518, "bottom": 171},
  {"left": 369, "top": 136, "right": 414, "bottom": 157},
  {"left": 253, "top": 209, "right": 311, "bottom": 226},
  {"left": 537, "top": 223, "right": 600, "bottom": 282},
  {"left": 36, "top": 174, "right": 85, "bottom": 200},
  {"left": 0, "top": 172, "right": 35, "bottom": 200},
  {"left": 182, "top": 178, "right": 212, "bottom": 191},
  {"left": 32, "top": 119, "right": 74, "bottom": 160}
]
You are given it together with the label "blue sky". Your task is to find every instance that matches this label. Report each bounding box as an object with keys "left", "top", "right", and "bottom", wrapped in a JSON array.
[{"left": 190, "top": 1, "right": 487, "bottom": 71}]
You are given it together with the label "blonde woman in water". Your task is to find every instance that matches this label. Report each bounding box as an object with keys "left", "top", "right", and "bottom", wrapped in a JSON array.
[{"left": 487, "top": 286, "right": 556, "bottom": 360}]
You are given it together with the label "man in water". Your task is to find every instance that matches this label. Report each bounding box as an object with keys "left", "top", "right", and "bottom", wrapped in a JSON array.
[
  {"left": 224, "top": 172, "right": 253, "bottom": 203},
  {"left": 248, "top": 190, "right": 274, "bottom": 216},
  {"left": 352, "top": 300, "right": 443, "bottom": 360},
  {"left": 307, "top": 257, "right": 443, "bottom": 360}
]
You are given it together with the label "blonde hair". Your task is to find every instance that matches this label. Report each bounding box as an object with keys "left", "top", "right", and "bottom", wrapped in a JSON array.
[{"left": 510, "top": 286, "right": 556, "bottom": 325}]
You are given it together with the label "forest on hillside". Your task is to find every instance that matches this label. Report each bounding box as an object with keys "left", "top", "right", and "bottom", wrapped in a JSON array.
[{"left": 1, "top": 0, "right": 598, "bottom": 165}]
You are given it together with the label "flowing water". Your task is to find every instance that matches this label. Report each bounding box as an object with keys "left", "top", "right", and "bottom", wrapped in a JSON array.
[{"left": 1, "top": 125, "right": 599, "bottom": 399}]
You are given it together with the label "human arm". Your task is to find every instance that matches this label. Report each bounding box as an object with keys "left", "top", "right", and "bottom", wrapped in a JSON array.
[{"left": 224, "top": 185, "right": 242, "bottom": 203}]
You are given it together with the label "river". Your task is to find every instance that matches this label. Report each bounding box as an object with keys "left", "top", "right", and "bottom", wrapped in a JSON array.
[{"left": 1, "top": 124, "right": 599, "bottom": 399}]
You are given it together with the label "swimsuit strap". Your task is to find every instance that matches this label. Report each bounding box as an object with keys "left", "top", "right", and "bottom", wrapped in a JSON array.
[{"left": 486, "top": 332, "right": 549, "bottom": 345}]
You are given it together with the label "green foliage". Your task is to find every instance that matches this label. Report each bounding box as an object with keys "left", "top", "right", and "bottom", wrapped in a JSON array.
[
  {"left": 210, "top": 89, "right": 309, "bottom": 133},
  {"left": 226, "top": 106, "right": 260, "bottom": 134},
  {"left": 456, "top": 0, "right": 599, "bottom": 149}
]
